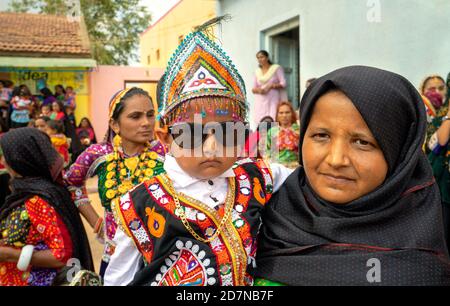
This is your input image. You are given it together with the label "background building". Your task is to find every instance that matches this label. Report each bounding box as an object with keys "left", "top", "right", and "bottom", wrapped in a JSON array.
[
  {"left": 140, "top": 0, "right": 216, "bottom": 72},
  {"left": 0, "top": 12, "right": 96, "bottom": 123},
  {"left": 217, "top": 0, "right": 450, "bottom": 125}
]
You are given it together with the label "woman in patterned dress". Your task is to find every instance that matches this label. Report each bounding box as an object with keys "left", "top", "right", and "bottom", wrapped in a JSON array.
[
  {"left": 64, "top": 87, "right": 166, "bottom": 277},
  {"left": 0, "top": 128, "right": 93, "bottom": 286},
  {"left": 266, "top": 101, "right": 300, "bottom": 168}
]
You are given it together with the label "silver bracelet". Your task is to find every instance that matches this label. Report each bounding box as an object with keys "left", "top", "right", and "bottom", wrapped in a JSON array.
[{"left": 17, "top": 245, "right": 34, "bottom": 271}]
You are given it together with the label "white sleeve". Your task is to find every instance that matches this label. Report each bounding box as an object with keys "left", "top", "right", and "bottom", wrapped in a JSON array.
[
  {"left": 104, "top": 228, "right": 142, "bottom": 286},
  {"left": 269, "top": 163, "right": 295, "bottom": 193}
]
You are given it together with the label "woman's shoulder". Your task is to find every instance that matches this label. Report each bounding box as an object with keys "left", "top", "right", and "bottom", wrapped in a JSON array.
[
  {"left": 24, "top": 195, "right": 51, "bottom": 210},
  {"left": 272, "top": 64, "right": 281, "bottom": 70},
  {"left": 73, "top": 142, "right": 113, "bottom": 167},
  {"left": 86, "top": 142, "right": 113, "bottom": 153}
]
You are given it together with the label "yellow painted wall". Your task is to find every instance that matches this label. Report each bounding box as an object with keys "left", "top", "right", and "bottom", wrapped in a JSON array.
[
  {"left": 140, "top": 0, "right": 216, "bottom": 69},
  {"left": 9, "top": 68, "right": 90, "bottom": 125}
]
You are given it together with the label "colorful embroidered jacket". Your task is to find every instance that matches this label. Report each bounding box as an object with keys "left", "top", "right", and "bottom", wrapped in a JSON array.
[
  {"left": 0, "top": 196, "right": 73, "bottom": 286},
  {"left": 50, "top": 134, "right": 70, "bottom": 167},
  {"left": 64, "top": 140, "right": 166, "bottom": 262},
  {"left": 113, "top": 159, "right": 274, "bottom": 286}
]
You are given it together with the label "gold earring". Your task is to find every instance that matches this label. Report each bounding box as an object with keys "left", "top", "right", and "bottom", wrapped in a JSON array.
[{"left": 113, "top": 134, "right": 122, "bottom": 148}]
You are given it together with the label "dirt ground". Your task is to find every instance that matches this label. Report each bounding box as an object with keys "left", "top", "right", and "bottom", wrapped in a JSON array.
[{"left": 83, "top": 177, "right": 104, "bottom": 274}]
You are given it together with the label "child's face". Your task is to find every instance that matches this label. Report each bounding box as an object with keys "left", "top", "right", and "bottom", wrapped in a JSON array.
[
  {"left": 158, "top": 99, "right": 245, "bottom": 180},
  {"left": 47, "top": 127, "right": 56, "bottom": 136},
  {"left": 52, "top": 102, "right": 61, "bottom": 112},
  {"left": 41, "top": 106, "right": 50, "bottom": 115}
]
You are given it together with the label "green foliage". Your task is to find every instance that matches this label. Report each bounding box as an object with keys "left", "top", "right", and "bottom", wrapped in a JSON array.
[{"left": 9, "top": 0, "right": 152, "bottom": 65}]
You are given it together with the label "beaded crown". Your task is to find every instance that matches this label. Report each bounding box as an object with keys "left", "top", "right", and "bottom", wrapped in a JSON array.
[{"left": 158, "top": 31, "right": 247, "bottom": 123}]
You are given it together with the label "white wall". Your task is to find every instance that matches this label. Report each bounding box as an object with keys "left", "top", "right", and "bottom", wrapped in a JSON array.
[{"left": 217, "top": 0, "right": 450, "bottom": 116}]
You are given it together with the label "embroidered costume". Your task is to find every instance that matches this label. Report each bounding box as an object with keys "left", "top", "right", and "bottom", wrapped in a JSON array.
[
  {"left": 50, "top": 133, "right": 70, "bottom": 167},
  {"left": 0, "top": 128, "right": 93, "bottom": 286},
  {"left": 64, "top": 140, "right": 165, "bottom": 264},
  {"left": 104, "top": 25, "right": 293, "bottom": 286},
  {"left": 113, "top": 158, "right": 276, "bottom": 286},
  {"left": 0, "top": 196, "right": 73, "bottom": 286},
  {"left": 64, "top": 88, "right": 166, "bottom": 266}
]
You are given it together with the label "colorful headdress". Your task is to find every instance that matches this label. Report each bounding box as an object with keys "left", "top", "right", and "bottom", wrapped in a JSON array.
[
  {"left": 158, "top": 29, "right": 247, "bottom": 124},
  {"left": 105, "top": 88, "right": 132, "bottom": 144},
  {"left": 108, "top": 88, "right": 134, "bottom": 119}
]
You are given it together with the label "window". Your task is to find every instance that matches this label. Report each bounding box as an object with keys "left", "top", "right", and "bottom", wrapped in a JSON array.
[
  {"left": 147, "top": 55, "right": 151, "bottom": 65},
  {"left": 156, "top": 49, "right": 160, "bottom": 61}
]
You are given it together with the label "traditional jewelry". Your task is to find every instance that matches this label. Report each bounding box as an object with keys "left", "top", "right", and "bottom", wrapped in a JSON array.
[
  {"left": 165, "top": 175, "right": 236, "bottom": 244},
  {"left": 17, "top": 245, "right": 34, "bottom": 271},
  {"left": 104, "top": 143, "right": 160, "bottom": 200},
  {"left": 93, "top": 217, "right": 104, "bottom": 234}
]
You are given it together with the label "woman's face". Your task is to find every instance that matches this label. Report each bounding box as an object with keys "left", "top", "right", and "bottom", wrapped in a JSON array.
[
  {"left": 110, "top": 94, "right": 155, "bottom": 146},
  {"left": 423, "top": 77, "right": 447, "bottom": 99},
  {"left": 81, "top": 119, "right": 89, "bottom": 128},
  {"left": 278, "top": 105, "right": 293, "bottom": 127},
  {"left": 256, "top": 52, "right": 269, "bottom": 66},
  {"left": 35, "top": 118, "right": 48, "bottom": 133},
  {"left": 55, "top": 86, "right": 63, "bottom": 95},
  {"left": 302, "top": 90, "right": 388, "bottom": 204},
  {"left": 52, "top": 102, "right": 61, "bottom": 112}
]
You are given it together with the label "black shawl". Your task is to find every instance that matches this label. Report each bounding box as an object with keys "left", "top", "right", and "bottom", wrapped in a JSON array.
[
  {"left": 0, "top": 128, "right": 93, "bottom": 271},
  {"left": 256, "top": 66, "right": 450, "bottom": 285}
]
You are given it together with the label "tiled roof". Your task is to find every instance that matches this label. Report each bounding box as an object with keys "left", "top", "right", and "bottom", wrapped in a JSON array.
[{"left": 0, "top": 12, "right": 91, "bottom": 57}]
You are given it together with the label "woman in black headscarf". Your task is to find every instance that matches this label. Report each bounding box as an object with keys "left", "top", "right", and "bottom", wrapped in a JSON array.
[
  {"left": 255, "top": 66, "right": 450, "bottom": 286},
  {"left": 0, "top": 128, "right": 93, "bottom": 286}
]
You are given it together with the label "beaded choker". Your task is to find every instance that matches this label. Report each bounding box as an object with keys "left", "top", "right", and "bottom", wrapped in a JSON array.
[{"left": 104, "top": 144, "right": 160, "bottom": 200}]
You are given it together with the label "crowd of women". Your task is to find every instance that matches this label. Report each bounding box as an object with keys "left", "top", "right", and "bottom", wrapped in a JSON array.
[{"left": 1, "top": 24, "right": 450, "bottom": 286}]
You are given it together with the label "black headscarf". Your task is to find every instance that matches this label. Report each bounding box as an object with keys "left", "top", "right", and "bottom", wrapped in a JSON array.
[
  {"left": 256, "top": 66, "right": 450, "bottom": 285},
  {"left": 0, "top": 128, "right": 93, "bottom": 271}
]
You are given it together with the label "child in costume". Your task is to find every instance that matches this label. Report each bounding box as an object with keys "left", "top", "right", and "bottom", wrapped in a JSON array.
[
  {"left": 105, "top": 28, "right": 293, "bottom": 286},
  {"left": 10, "top": 87, "right": 32, "bottom": 129},
  {"left": 47, "top": 119, "right": 71, "bottom": 167}
]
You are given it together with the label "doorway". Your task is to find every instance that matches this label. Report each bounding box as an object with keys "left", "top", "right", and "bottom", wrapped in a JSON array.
[{"left": 262, "top": 17, "right": 300, "bottom": 109}]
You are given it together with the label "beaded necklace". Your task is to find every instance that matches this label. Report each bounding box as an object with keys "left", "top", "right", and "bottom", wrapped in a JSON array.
[{"left": 104, "top": 143, "right": 160, "bottom": 200}]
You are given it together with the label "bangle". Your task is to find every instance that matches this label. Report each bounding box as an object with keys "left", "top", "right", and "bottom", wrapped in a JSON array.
[
  {"left": 17, "top": 245, "right": 34, "bottom": 271},
  {"left": 74, "top": 198, "right": 91, "bottom": 208},
  {"left": 93, "top": 217, "right": 104, "bottom": 234}
]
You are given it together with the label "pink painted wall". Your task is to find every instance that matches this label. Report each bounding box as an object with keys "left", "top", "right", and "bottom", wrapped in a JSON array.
[{"left": 88, "top": 65, "right": 164, "bottom": 141}]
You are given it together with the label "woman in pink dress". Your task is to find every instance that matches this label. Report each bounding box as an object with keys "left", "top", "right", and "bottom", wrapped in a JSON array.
[{"left": 252, "top": 50, "right": 287, "bottom": 126}]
